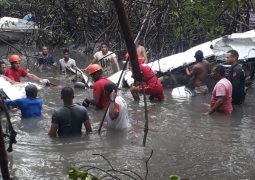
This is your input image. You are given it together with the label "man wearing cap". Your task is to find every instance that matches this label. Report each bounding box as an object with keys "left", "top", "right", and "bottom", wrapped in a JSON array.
[
  {"left": 5, "top": 54, "right": 50, "bottom": 84},
  {"left": 184, "top": 50, "right": 210, "bottom": 94},
  {"left": 83, "top": 64, "right": 112, "bottom": 109}
]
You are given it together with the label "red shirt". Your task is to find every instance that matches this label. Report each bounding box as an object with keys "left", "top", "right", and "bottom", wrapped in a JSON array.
[
  {"left": 5, "top": 67, "right": 28, "bottom": 82},
  {"left": 140, "top": 65, "right": 163, "bottom": 90},
  {"left": 93, "top": 77, "right": 111, "bottom": 109}
]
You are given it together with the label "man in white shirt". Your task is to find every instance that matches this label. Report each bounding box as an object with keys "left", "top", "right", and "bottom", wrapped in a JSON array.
[
  {"left": 91, "top": 43, "right": 120, "bottom": 76},
  {"left": 104, "top": 82, "right": 129, "bottom": 130},
  {"left": 59, "top": 49, "right": 76, "bottom": 72}
]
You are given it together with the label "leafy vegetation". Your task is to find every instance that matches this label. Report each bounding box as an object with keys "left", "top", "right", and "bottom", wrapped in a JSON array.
[{"left": 0, "top": 0, "right": 253, "bottom": 60}]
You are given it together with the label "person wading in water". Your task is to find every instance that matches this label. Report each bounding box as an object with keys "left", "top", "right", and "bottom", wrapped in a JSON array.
[
  {"left": 184, "top": 50, "right": 210, "bottom": 94},
  {"left": 48, "top": 87, "right": 92, "bottom": 137}
]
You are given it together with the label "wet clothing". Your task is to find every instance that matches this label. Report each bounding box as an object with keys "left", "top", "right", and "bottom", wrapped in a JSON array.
[
  {"left": 228, "top": 64, "right": 246, "bottom": 105},
  {"left": 37, "top": 53, "right": 54, "bottom": 65},
  {"left": 93, "top": 77, "right": 112, "bottom": 109},
  {"left": 106, "top": 96, "right": 129, "bottom": 130},
  {"left": 5, "top": 67, "right": 28, "bottom": 82},
  {"left": 59, "top": 58, "right": 76, "bottom": 71},
  {"left": 210, "top": 78, "right": 233, "bottom": 114},
  {"left": 94, "top": 51, "right": 117, "bottom": 76},
  {"left": 5, "top": 98, "right": 42, "bottom": 118},
  {"left": 51, "top": 104, "right": 89, "bottom": 137},
  {"left": 138, "top": 64, "right": 164, "bottom": 101}
]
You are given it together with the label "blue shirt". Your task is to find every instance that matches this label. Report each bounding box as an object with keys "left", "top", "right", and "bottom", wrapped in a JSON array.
[
  {"left": 37, "top": 53, "right": 54, "bottom": 65},
  {"left": 5, "top": 98, "right": 43, "bottom": 118}
]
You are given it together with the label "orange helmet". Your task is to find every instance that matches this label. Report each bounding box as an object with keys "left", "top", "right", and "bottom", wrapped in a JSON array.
[
  {"left": 86, "top": 64, "right": 103, "bottom": 75},
  {"left": 9, "top": 54, "right": 21, "bottom": 63}
]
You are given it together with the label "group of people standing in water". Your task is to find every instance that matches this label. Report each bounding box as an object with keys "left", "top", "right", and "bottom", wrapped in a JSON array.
[
  {"left": 184, "top": 49, "right": 246, "bottom": 115},
  {"left": 0, "top": 41, "right": 247, "bottom": 137}
]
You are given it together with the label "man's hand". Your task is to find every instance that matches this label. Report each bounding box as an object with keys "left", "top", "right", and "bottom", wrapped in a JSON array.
[
  {"left": 183, "top": 63, "right": 188, "bottom": 68},
  {"left": 82, "top": 98, "right": 91, "bottom": 107}
]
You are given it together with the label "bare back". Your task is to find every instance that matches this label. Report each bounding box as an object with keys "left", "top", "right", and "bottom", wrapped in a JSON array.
[
  {"left": 136, "top": 45, "right": 148, "bottom": 63},
  {"left": 191, "top": 60, "right": 209, "bottom": 86}
]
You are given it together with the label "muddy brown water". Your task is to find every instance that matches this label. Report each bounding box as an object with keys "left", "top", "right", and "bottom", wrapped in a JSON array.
[{"left": 1, "top": 51, "right": 255, "bottom": 180}]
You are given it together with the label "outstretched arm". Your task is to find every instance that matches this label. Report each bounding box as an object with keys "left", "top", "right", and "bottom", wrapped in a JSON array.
[{"left": 26, "top": 73, "right": 41, "bottom": 82}]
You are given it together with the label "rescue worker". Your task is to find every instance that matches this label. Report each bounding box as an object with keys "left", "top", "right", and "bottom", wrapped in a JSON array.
[
  {"left": 0, "top": 60, "right": 18, "bottom": 84},
  {"left": 83, "top": 64, "right": 112, "bottom": 109},
  {"left": 5, "top": 54, "right": 50, "bottom": 84},
  {"left": 226, "top": 50, "right": 246, "bottom": 105},
  {"left": 130, "top": 58, "right": 164, "bottom": 101}
]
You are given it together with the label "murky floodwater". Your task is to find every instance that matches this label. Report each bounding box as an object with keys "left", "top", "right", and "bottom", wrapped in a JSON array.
[{"left": 1, "top": 53, "right": 255, "bottom": 180}]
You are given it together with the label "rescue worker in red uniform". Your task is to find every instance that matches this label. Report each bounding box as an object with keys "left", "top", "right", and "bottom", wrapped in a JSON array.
[
  {"left": 5, "top": 54, "right": 50, "bottom": 84},
  {"left": 83, "top": 64, "right": 112, "bottom": 109},
  {"left": 130, "top": 58, "right": 164, "bottom": 101}
]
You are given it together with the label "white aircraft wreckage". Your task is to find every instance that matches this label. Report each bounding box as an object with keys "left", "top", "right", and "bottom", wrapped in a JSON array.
[{"left": 107, "top": 30, "right": 255, "bottom": 97}]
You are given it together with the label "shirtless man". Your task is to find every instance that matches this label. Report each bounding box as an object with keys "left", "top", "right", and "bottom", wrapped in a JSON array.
[
  {"left": 184, "top": 50, "right": 209, "bottom": 94},
  {"left": 135, "top": 41, "right": 148, "bottom": 64},
  {"left": 126, "top": 41, "right": 148, "bottom": 69}
]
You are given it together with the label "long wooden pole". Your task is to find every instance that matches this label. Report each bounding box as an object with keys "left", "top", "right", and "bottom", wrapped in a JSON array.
[
  {"left": 112, "top": 0, "right": 142, "bottom": 83},
  {"left": 0, "top": 121, "right": 10, "bottom": 180},
  {"left": 112, "top": 0, "right": 150, "bottom": 146}
]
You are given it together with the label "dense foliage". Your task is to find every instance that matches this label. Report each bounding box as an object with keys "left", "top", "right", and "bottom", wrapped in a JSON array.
[{"left": 0, "top": 0, "right": 254, "bottom": 60}]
